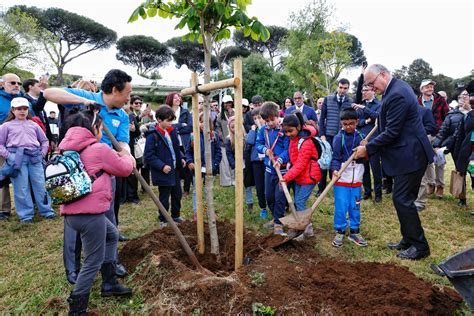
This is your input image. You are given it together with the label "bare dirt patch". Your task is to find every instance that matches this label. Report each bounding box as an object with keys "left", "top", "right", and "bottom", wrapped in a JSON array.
[{"left": 120, "top": 221, "right": 462, "bottom": 314}]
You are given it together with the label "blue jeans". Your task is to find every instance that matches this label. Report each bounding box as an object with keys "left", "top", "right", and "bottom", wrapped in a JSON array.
[
  {"left": 294, "top": 184, "right": 315, "bottom": 211},
  {"left": 11, "top": 155, "right": 54, "bottom": 221},
  {"left": 333, "top": 185, "right": 362, "bottom": 232}
]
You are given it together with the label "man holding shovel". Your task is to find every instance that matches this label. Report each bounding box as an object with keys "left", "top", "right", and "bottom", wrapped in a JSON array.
[
  {"left": 354, "top": 64, "right": 433, "bottom": 260},
  {"left": 44, "top": 69, "right": 135, "bottom": 281}
]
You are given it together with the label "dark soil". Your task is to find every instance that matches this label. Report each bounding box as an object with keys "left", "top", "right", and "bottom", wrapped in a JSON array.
[{"left": 120, "top": 221, "right": 463, "bottom": 314}]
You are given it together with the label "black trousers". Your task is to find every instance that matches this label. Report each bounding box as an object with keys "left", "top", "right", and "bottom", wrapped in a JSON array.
[
  {"left": 363, "top": 152, "right": 383, "bottom": 197},
  {"left": 318, "top": 135, "right": 334, "bottom": 193},
  {"left": 114, "top": 177, "right": 127, "bottom": 226},
  {"left": 158, "top": 174, "right": 182, "bottom": 222},
  {"left": 392, "top": 167, "right": 429, "bottom": 251}
]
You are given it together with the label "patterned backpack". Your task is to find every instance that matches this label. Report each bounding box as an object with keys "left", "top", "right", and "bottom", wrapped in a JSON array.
[{"left": 45, "top": 150, "right": 102, "bottom": 205}]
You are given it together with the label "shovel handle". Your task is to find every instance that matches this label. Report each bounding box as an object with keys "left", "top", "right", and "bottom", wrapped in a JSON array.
[
  {"left": 310, "top": 122, "right": 379, "bottom": 211},
  {"left": 101, "top": 123, "right": 206, "bottom": 273},
  {"left": 270, "top": 155, "right": 299, "bottom": 221}
]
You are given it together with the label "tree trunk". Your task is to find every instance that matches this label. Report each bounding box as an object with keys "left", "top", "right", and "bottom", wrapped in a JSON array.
[
  {"left": 203, "top": 32, "right": 219, "bottom": 257},
  {"left": 55, "top": 64, "right": 65, "bottom": 86}
]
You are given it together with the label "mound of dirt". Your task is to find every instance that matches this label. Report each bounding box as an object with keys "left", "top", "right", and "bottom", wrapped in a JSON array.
[{"left": 120, "top": 221, "right": 463, "bottom": 314}]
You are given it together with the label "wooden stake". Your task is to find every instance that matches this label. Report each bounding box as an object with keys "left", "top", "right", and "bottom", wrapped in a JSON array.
[
  {"left": 234, "top": 59, "right": 244, "bottom": 270},
  {"left": 191, "top": 72, "right": 205, "bottom": 254},
  {"left": 181, "top": 77, "right": 241, "bottom": 96}
]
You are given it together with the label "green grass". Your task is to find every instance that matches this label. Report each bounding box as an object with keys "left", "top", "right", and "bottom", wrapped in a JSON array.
[{"left": 0, "top": 159, "right": 473, "bottom": 313}]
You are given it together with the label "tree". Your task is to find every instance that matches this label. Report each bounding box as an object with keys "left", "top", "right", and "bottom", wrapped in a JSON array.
[
  {"left": 242, "top": 53, "right": 296, "bottom": 103},
  {"left": 234, "top": 25, "right": 288, "bottom": 69},
  {"left": 131, "top": 0, "right": 269, "bottom": 256},
  {"left": 0, "top": 9, "right": 48, "bottom": 73},
  {"left": 116, "top": 35, "right": 171, "bottom": 78},
  {"left": 432, "top": 73, "right": 455, "bottom": 101},
  {"left": 283, "top": 0, "right": 332, "bottom": 104},
  {"left": 12, "top": 6, "right": 117, "bottom": 86},
  {"left": 405, "top": 58, "right": 433, "bottom": 93},
  {"left": 316, "top": 31, "right": 353, "bottom": 95},
  {"left": 218, "top": 45, "right": 251, "bottom": 67},
  {"left": 345, "top": 33, "right": 366, "bottom": 67},
  {"left": 166, "top": 37, "right": 218, "bottom": 74}
]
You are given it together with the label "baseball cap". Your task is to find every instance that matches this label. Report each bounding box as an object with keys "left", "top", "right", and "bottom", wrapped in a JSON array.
[
  {"left": 11, "top": 97, "right": 29, "bottom": 108},
  {"left": 420, "top": 79, "right": 436, "bottom": 90},
  {"left": 242, "top": 98, "right": 249, "bottom": 107},
  {"left": 222, "top": 95, "right": 233, "bottom": 103}
]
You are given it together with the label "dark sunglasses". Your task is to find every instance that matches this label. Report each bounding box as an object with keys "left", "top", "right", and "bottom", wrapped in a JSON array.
[
  {"left": 8, "top": 81, "right": 22, "bottom": 86},
  {"left": 133, "top": 101, "right": 143, "bottom": 105}
]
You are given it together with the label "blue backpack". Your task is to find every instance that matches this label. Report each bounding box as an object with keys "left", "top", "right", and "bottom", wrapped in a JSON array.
[
  {"left": 297, "top": 137, "right": 333, "bottom": 170},
  {"left": 45, "top": 150, "right": 102, "bottom": 205}
]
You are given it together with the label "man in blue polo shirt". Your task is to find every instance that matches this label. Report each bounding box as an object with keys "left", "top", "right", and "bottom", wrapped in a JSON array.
[{"left": 44, "top": 69, "right": 134, "bottom": 284}]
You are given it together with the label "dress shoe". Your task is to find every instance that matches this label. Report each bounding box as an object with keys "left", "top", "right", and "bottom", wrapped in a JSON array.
[
  {"left": 363, "top": 193, "right": 372, "bottom": 200},
  {"left": 396, "top": 246, "right": 430, "bottom": 260},
  {"left": 416, "top": 205, "right": 425, "bottom": 212},
  {"left": 387, "top": 241, "right": 410, "bottom": 251},
  {"left": 118, "top": 234, "right": 129, "bottom": 242},
  {"left": 114, "top": 263, "right": 128, "bottom": 278},
  {"left": 374, "top": 196, "right": 382, "bottom": 203}
]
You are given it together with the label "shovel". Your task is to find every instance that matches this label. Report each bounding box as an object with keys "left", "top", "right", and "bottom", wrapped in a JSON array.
[
  {"left": 101, "top": 123, "right": 209, "bottom": 274},
  {"left": 280, "top": 123, "right": 378, "bottom": 231}
]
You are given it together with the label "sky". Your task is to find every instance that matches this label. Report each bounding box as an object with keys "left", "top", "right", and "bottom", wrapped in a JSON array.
[{"left": 1, "top": 0, "right": 473, "bottom": 87}]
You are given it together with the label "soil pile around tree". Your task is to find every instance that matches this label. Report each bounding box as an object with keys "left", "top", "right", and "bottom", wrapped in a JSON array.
[{"left": 120, "top": 221, "right": 463, "bottom": 314}]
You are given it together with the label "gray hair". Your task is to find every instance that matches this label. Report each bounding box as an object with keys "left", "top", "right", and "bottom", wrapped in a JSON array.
[{"left": 367, "top": 64, "right": 391, "bottom": 75}]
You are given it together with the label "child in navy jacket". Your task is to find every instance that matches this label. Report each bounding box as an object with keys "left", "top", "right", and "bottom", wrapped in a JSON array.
[
  {"left": 185, "top": 112, "right": 222, "bottom": 216},
  {"left": 246, "top": 109, "right": 267, "bottom": 217},
  {"left": 256, "top": 102, "right": 289, "bottom": 235},
  {"left": 144, "top": 105, "right": 185, "bottom": 226},
  {"left": 330, "top": 108, "right": 368, "bottom": 248}
]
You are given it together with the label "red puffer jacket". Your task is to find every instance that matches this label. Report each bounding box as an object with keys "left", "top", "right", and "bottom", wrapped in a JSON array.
[{"left": 283, "top": 125, "right": 321, "bottom": 185}]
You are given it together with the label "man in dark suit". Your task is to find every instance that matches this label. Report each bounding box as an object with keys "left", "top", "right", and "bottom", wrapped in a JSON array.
[{"left": 354, "top": 64, "right": 433, "bottom": 260}]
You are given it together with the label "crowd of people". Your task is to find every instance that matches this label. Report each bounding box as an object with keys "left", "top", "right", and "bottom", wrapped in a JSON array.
[{"left": 0, "top": 64, "right": 473, "bottom": 314}]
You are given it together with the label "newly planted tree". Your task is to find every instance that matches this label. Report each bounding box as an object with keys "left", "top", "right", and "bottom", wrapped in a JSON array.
[
  {"left": 130, "top": 0, "right": 269, "bottom": 256},
  {"left": 116, "top": 35, "right": 171, "bottom": 78}
]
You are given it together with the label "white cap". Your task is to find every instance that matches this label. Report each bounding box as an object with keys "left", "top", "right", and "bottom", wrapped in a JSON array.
[
  {"left": 11, "top": 97, "right": 29, "bottom": 108},
  {"left": 420, "top": 79, "right": 436, "bottom": 90},
  {"left": 242, "top": 98, "right": 249, "bottom": 106},
  {"left": 222, "top": 95, "right": 233, "bottom": 103}
]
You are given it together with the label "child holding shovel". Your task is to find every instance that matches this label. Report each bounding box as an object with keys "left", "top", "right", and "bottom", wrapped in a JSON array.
[
  {"left": 256, "top": 102, "right": 289, "bottom": 235},
  {"left": 331, "top": 108, "right": 368, "bottom": 248},
  {"left": 279, "top": 111, "right": 322, "bottom": 237}
]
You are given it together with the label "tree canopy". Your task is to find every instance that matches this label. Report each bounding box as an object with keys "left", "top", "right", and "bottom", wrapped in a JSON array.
[
  {"left": 234, "top": 25, "right": 288, "bottom": 69},
  {"left": 11, "top": 5, "right": 117, "bottom": 85},
  {"left": 242, "top": 53, "right": 296, "bottom": 103},
  {"left": 166, "top": 37, "right": 218, "bottom": 74},
  {"left": 116, "top": 35, "right": 171, "bottom": 78}
]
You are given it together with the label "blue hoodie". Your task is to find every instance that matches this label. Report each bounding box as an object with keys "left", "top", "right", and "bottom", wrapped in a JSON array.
[{"left": 255, "top": 124, "right": 289, "bottom": 174}]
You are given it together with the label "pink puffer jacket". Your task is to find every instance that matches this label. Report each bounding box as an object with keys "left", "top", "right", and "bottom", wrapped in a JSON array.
[{"left": 59, "top": 127, "right": 133, "bottom": 215}]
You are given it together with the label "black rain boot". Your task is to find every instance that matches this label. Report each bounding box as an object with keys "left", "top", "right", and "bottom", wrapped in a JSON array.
[
  {"left": 100, "top": 262, "right": 132, "bottom": 297},
  {"left": 67, "top": 292, "right": 89, "bottom": 316}
]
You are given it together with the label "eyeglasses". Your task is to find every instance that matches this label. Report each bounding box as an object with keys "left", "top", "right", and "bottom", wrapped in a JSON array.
[
  {"left": 342, "top": 121, "right": 356, "bottom": 127},
  {"left": 460, "top": 93, "right": 469, "bottom": 97},
  {"left": 133, "top": 101, "right": 142, "bottom": 105},
  {"left": 8, "top": 81, "right": 22, "bottom": 86},
  {"left": 294, "top": 97, "right": 303, "bottom": 100},
  {"left": 364, "top": 73, "right": 382, "bottom": 87}
]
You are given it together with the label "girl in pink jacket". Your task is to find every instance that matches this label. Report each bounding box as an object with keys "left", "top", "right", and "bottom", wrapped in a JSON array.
[{"left": 58, "top": 108, "right": 134, "bottom": 315}]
